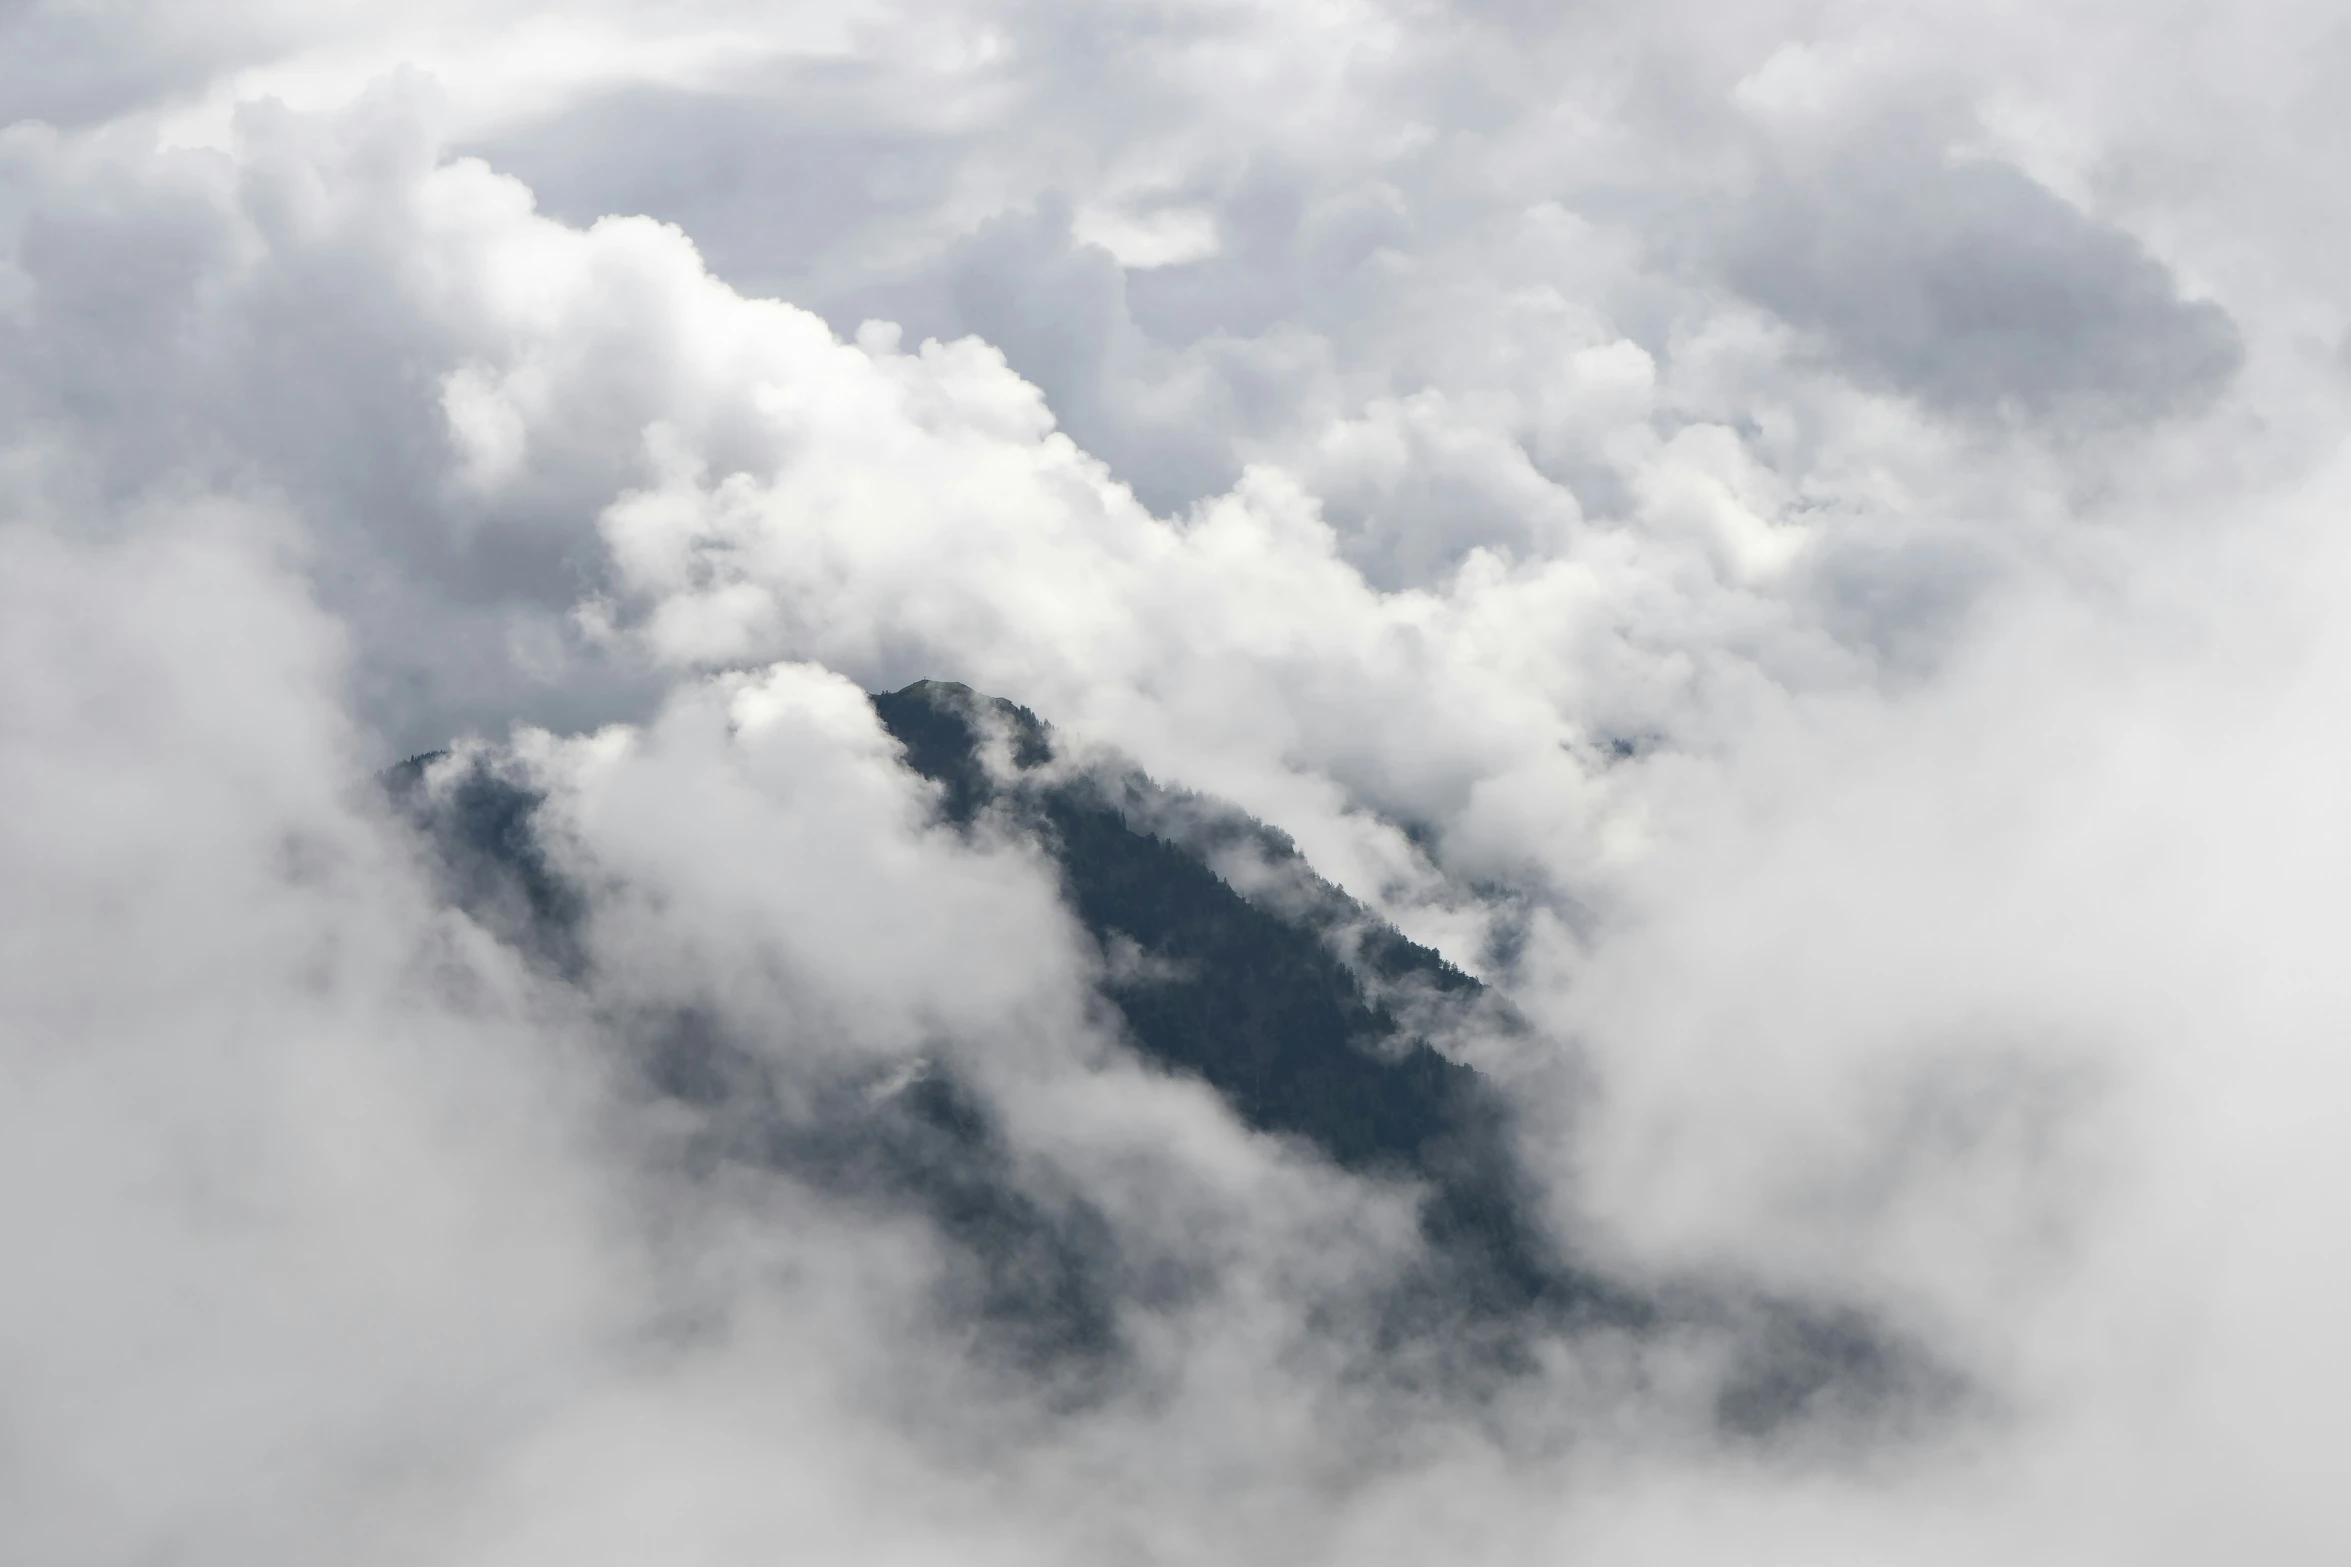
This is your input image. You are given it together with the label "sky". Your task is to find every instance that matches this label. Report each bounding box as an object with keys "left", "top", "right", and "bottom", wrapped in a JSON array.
[{"left": 4, "top": 0, "right": 2351, "bottom": 1561}]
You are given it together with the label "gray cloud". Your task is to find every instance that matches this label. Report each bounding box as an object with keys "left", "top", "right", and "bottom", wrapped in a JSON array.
[
  {"left": 462, "top": 73, "right": 962, "bottom": 307},
  {"left": 1724, "top": 141, "right": 2245, "bottom": 424},
  {"left": 4, "top": 2, "right": 2351, "bottom": 1562},
  {"left": 0, "top": 1, "right": 268, "bottom": 127}
]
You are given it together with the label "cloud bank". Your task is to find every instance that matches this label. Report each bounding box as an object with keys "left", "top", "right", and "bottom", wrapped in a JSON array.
[{"left": 4, "top": 1, "right": 2350, "bottom": 1560}]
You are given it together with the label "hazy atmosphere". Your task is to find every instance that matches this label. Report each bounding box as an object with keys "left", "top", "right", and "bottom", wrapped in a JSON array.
[{"left": 5, "top": 1, "right": 2349, "bottom": 1561}]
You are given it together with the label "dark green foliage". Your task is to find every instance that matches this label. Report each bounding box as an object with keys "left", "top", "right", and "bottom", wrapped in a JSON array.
[
  {"left": 383, "top": 750, "right": 587, "bottom": 977},
  {"left": 872, "top": 681, "right": 1480, "bottom": 1171},
  {"left": 646, "top": 1005, "right": 1126, "bottom": 1378},
  {"left": 870, "top": 680, "right": 1050, "bottom": 826},
  {"left": 868, "top": 679, "right": 1640, "bottom": 1335},
  {"left": 390, "top": 747, "right": 1133, "bottom": 1381},
  {"left": 1043, "top": 789, "right": 1470, "bottom": 1171},
  {"left": 861, "top": 1068, "right": 1126, "bottom": 1372},
  {"left": 386, "top": 747, "right": 1124, "bottom": 1377}
]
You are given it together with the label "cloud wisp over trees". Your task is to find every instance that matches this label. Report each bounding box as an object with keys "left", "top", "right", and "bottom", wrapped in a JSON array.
[{"left": 4, "top": 3, "right": 2351, "bottom": 1561}]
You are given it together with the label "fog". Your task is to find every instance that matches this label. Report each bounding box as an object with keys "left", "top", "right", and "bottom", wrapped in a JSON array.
[{"left": 3, "top": 2, "right": 2348, "bottom": 1560}]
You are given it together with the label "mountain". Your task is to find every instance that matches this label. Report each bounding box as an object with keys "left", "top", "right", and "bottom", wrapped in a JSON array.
[
  {"left": 387, "top": 681, "right": 1949, "bottom": 1431},
  {"left": 869, "top": 680, "right": 1630, "bottom": 1333}
]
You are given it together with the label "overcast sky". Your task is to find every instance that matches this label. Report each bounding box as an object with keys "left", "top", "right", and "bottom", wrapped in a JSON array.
[{"left": 5, "top": 2, "right": 2350, "bottom": 1562}]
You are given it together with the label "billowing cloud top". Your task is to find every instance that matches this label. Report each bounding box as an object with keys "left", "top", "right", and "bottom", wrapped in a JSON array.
[{"left": 5, "top": 2, "right": 2351, "bottom": 1562}]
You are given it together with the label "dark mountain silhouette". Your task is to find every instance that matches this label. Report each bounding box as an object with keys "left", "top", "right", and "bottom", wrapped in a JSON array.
[
  {"left": 386, "top": 681, "right": 1958, "bottom": 1435},
  {"left": 870, "top": 679, "right": 1632, "bottom": 1336}
]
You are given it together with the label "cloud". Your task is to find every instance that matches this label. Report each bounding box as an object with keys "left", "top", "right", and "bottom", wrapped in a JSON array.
[
  {"left": 4, "top": 1, "right": 2351, "bottom": 1561},
  {"left": 0, "top": 503, "right": 629, "bottom": 1563},
  {"left": 1722, "top": 136, "right": 2245, "bottom": 424}
]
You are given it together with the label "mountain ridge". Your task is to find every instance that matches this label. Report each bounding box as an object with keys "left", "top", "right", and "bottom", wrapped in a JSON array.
[{"left": 384, "top": 678, "right": 1954, "bottom": 1436}]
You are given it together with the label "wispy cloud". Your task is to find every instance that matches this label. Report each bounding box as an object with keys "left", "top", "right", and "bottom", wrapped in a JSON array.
[{"left": 4, "top": 3, "right": 2350, "bottom": 1560}]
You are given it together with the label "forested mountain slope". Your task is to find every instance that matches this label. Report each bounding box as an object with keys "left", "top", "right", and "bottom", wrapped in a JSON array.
[{"left": 387, "top": 681, "right": 1942, "bottom": 1431}]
